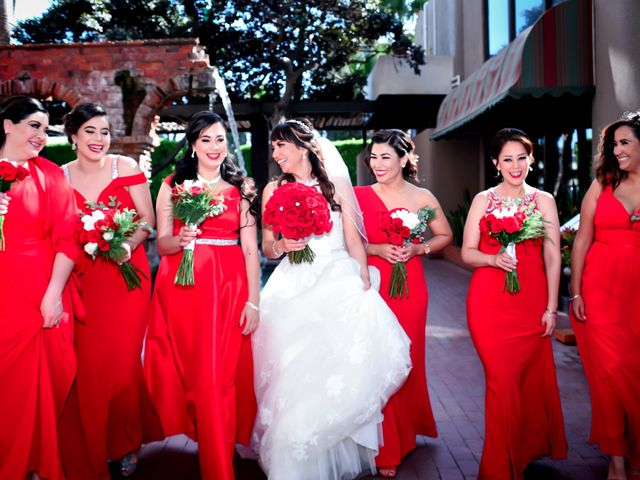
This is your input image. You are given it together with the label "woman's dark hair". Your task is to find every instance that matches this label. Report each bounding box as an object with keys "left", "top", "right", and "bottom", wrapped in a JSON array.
[
  {"left": 63, "top": 103, "right": 109, "bottom": 143},
  {"left": 490, "top": 128, "right": 534, "bottom": 161},
  {"left": 271, "top": 118, "right": 340, "bottom": 212},
  {"left": 365, "top": 129, "right": 418, "bottom": 179},
  {"left": 595, "top": 111, "right": 640, "bottom": 190},
  {"left": 172, "top": 111, "right": 258, "bottom": 222},
  {"left": 0, "top": 96, "right": 48, "bottom": 148}
]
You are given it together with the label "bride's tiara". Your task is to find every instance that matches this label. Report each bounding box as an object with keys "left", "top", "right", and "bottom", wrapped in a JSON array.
[{"left": 286, "top": 119, "right": 312, "bottom": 133}]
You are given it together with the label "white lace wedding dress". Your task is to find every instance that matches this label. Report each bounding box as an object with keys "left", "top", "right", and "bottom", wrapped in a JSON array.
[{"left": 251, "top": 211, "right": 412, "bottom": 480}]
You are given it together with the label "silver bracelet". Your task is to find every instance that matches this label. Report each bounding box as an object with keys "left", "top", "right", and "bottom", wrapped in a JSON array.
[
  {"left": 544, "top": 309, "right": 558, "bottom": 316},
  {"left": 272, "top": 240, "right": 282, "bottom": 257},
  {"left": 245, "top": 301, "right": 259, "bottom": 312},
  {"left": 569, "top": 293, "right": 581, "bottom": 301}
]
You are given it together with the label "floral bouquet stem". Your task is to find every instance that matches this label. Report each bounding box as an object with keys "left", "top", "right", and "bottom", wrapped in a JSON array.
[
  {"left": 389, "top": 261, "right": 409, "bottom": 299},
  {"left": 175, "top": 224, "right": 197, "bottom": 286},
  {"left": 502, "top": 242, "right": 520, "bottom": 294},
  {"left": 119, "top": 261, "right": 147, "bottom": 291},
  {"left": 288, "top": 245, "right": 316, "bottom": 264},
  {"left": 0, "top": 214, "right": 5, "bottom": 251}
]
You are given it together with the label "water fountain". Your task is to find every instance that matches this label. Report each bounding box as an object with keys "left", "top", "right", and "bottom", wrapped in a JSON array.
[{"left": 211, "top": 68, "right": 246, "bottom": 174}]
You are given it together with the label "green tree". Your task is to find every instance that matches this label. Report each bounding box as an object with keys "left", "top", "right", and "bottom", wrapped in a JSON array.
[{"left": 15, "top": 0, "right": 424, "bottom": 122}]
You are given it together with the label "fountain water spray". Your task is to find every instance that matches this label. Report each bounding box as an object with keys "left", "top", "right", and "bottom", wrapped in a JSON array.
[{"left": 211, "top": 68, "right": 246, "bottom": 174}]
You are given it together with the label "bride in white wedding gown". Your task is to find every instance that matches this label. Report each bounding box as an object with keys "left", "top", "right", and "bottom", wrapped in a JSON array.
[{"left": 251, "top": 119, "right": 411, "bottom": 480}]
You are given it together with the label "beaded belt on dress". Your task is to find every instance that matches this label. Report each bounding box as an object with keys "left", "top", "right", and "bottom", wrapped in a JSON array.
[{"left": 194, "top": 238, "right": 238, "bottom": 246}]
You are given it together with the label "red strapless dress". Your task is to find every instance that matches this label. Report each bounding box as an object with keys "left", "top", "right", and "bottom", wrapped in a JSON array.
[
  {"left": 571, "top": 185, "right": 640, "bottom": 468},
  {"left": 59, "top": 171, "right": 161, "bottom": 479},
  {"left": 144, "top": 178, "right": 257, "bottom": 480},
  {"left": 0, "top": 157, "right": 79, "bottom": 480},
  {"left": 355, "top": 186, "right": 438, "bottom": 468},
  {"left": 467, "top": 189, "right": 567, "bottom": 479}
]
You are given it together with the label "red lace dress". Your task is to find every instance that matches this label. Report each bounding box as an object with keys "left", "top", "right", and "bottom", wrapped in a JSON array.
[
  {"left": 355, "top": 186, "right": 438, "bottom": 468},
  {"left": 144, "top": 177, "right": 256, "bottom": 480},
  {"left": 571, "top": 184, "right": 640, "bottom": 468},
  {"left": 0, "top": 157, "right": 79, "bottom": 480},
  {"left": 466, "top": 189, "right": 567, "bottom": 479},
  {"left": 58, "top": 159, "right": 161, "bottom": 479}
]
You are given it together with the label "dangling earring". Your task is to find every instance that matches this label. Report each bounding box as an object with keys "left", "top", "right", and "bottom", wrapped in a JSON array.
[
  {"left": 71, "top": 143, "right": 77, "bottom": 151},
  {"left": 191, "top": 150, "right": 196, "bottom": 158},
  {"left": 529, "top": 165, "right": 533, "bottom": 172},
  {"left": 496, "top": 168, "right": 502, "bottom": 177}
]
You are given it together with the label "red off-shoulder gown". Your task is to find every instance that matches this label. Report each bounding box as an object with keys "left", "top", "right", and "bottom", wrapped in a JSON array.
[
  {"left": 59, "top": 160, "right": 161, "bottom": 479},
  {"left": 0, "top": 157, "right": 79, "bottom": 480},
  {"left": 144, "top": 178, "right": 256, "bottom": 480},
  {"left": 571, "top": 184, "right": 640, "bottom": 468},
  {"left": 467, "top": 189, "right": 567, "bottom": 479},
  {"left": 355, "top": 186, "right": 438, "bottom": 468}
]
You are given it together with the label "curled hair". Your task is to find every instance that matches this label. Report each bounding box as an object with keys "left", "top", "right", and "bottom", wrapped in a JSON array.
[
  {"left": 0, "top": 96, "right": 48, "bottom": 148},
  {"left": 595, "top": 111, "right": 640, "bottom": 190},
  {"left": 490, "top": 128, "right": 534, "bottom": 162},
  {"left": 172, "top": 111, "right": 258, "bottom": 222},
  {"left": 63, "top": 103, "right": 109, "bottom": 143},
  {"left": 365, "top": 129, "right": 418, "bottom": 179},
  {"left": 271, "top": 118, "right": 340, "bottom": 212}
]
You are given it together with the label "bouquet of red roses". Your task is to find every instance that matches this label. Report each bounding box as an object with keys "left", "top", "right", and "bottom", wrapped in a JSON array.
[
  {"left": 480, "top": 203, "right": 546, "bottom": 294},
  {"left": 172, "top": 179, "right": 227, "bottom": 285},
  {"left": 263, "top": 182, "right": 333, "bottom": 264},
  {"left": 77, "top": 197, "right": 146, "bottom": 290},
  {"left": 380, "top": 206, "right": 435, "bottom": 298},
  {"left": 0, "top": 159, "right": 30, "bottom": 251}
]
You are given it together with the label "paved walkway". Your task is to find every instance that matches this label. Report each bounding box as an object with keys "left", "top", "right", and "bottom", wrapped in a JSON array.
[{"left": 129, "top": 259, "right": 608, "bottom": 480}]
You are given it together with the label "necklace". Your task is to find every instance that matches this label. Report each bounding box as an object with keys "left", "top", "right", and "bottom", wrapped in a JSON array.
[
  {"left": 197, "top": 173, "right": 221, "bottom": 189},
  {"left": 493, "top": 187, "right": 534, "bottom": 207}
]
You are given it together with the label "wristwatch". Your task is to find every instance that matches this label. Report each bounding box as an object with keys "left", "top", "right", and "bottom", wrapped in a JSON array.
[{"left": 424, "top": 243, "right": 431, "bottom": 255}]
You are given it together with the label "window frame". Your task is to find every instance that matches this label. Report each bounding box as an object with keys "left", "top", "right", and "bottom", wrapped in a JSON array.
[{"left": 484, "top": 0, "right": 556, "bottom": 58}]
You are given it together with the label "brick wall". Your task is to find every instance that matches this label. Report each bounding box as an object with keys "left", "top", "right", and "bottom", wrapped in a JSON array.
[{"left": 0, "top": 38, "right": 215, "bottom": 159}]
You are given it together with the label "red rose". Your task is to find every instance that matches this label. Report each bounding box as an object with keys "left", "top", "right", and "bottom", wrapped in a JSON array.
[
  {"left": 389, "top": 232, "right": 403, "bottom": 245},
  {"left": 489, "top": 218, "right": 505, "bottom": 234},
  {"left": 0, "top": 161, "right": 17, "bottom": 181},
  {"left": 502, "top": 216, "right": 520, "bottom": 234},
  {"left": 401, "top": 226, "right": 411, "bottom": 239},
  {"left": 411, "top": 237, "right": 421, "bottom": 244},
  {"left": 98, "top": 239, "right": 111, "bottom": 252},
  {"left": 87, "top": 230, "right": 101, "bottom": 243}
]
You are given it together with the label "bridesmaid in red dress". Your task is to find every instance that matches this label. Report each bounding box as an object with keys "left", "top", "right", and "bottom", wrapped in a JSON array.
[
  {"left": 57, "top": 103, "right": 160, "bottom": 479},
  {"left": 570, "top": 112, "right": 640, "bottom": 480},
  {"left": 462, "top": 128, "right": 567, "bottom": 479},
  {"left": 0, "top": 96, "right": 79, "bottom": 480},
  {"left": 144, "top": 111, "right": 259, "bottom": 480},
  {"left": 355, "top": 129, "right": 452, "bottom": 478}
]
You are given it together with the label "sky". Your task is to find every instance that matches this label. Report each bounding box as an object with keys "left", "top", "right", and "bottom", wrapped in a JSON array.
[{"left": 13, "top": 0, "right": 52, "bottom": 22}]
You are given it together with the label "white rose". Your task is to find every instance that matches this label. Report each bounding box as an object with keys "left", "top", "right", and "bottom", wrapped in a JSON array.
[
  {"left": 81, "top": 214, "right": 95, "bottom": 231},
  {"left": 390, "top": 208, "right": 419, "bottom": 229},
  {"left": 84, "top": 242, "right": 98, "bottom": 256},
  {"left": 102, "top": 231, "right": 114, "bottom": 241}
]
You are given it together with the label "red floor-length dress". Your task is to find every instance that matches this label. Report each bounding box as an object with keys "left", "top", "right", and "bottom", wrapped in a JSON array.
[
  {"left": 467, "top": 189, "right": 567, "bottom": 480},
  {"left": 144, "top": 178, "right": 257, "bottom": 480},
  {"left": 355, "top": 186, "right": 438, "bottom": 468},
  {"left": 59, "top": 159, "right": 161, "bottom": 479},
  {"left": 0, "top": 157, "right": 79, "bottom": 480},
  {"left": 571, "top": 185, "right": 640, "bottom": 468}
]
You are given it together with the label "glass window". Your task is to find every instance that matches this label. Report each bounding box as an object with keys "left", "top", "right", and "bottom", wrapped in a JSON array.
[
  {"left": 487, "top": 0, "right": 510, "bottom": 56},
  {"left": 515, "top": 0, "right": 544, "bottom": 34}
]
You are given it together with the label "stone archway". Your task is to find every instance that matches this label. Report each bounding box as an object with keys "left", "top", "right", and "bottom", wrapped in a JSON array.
[{"left": 0, "top": 38, "right": 217, "bottom": 169}]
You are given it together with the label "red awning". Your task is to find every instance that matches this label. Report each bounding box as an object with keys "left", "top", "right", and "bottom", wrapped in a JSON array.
[{"left": 432, "top": 0, "right": 593, "bottom": 139}]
